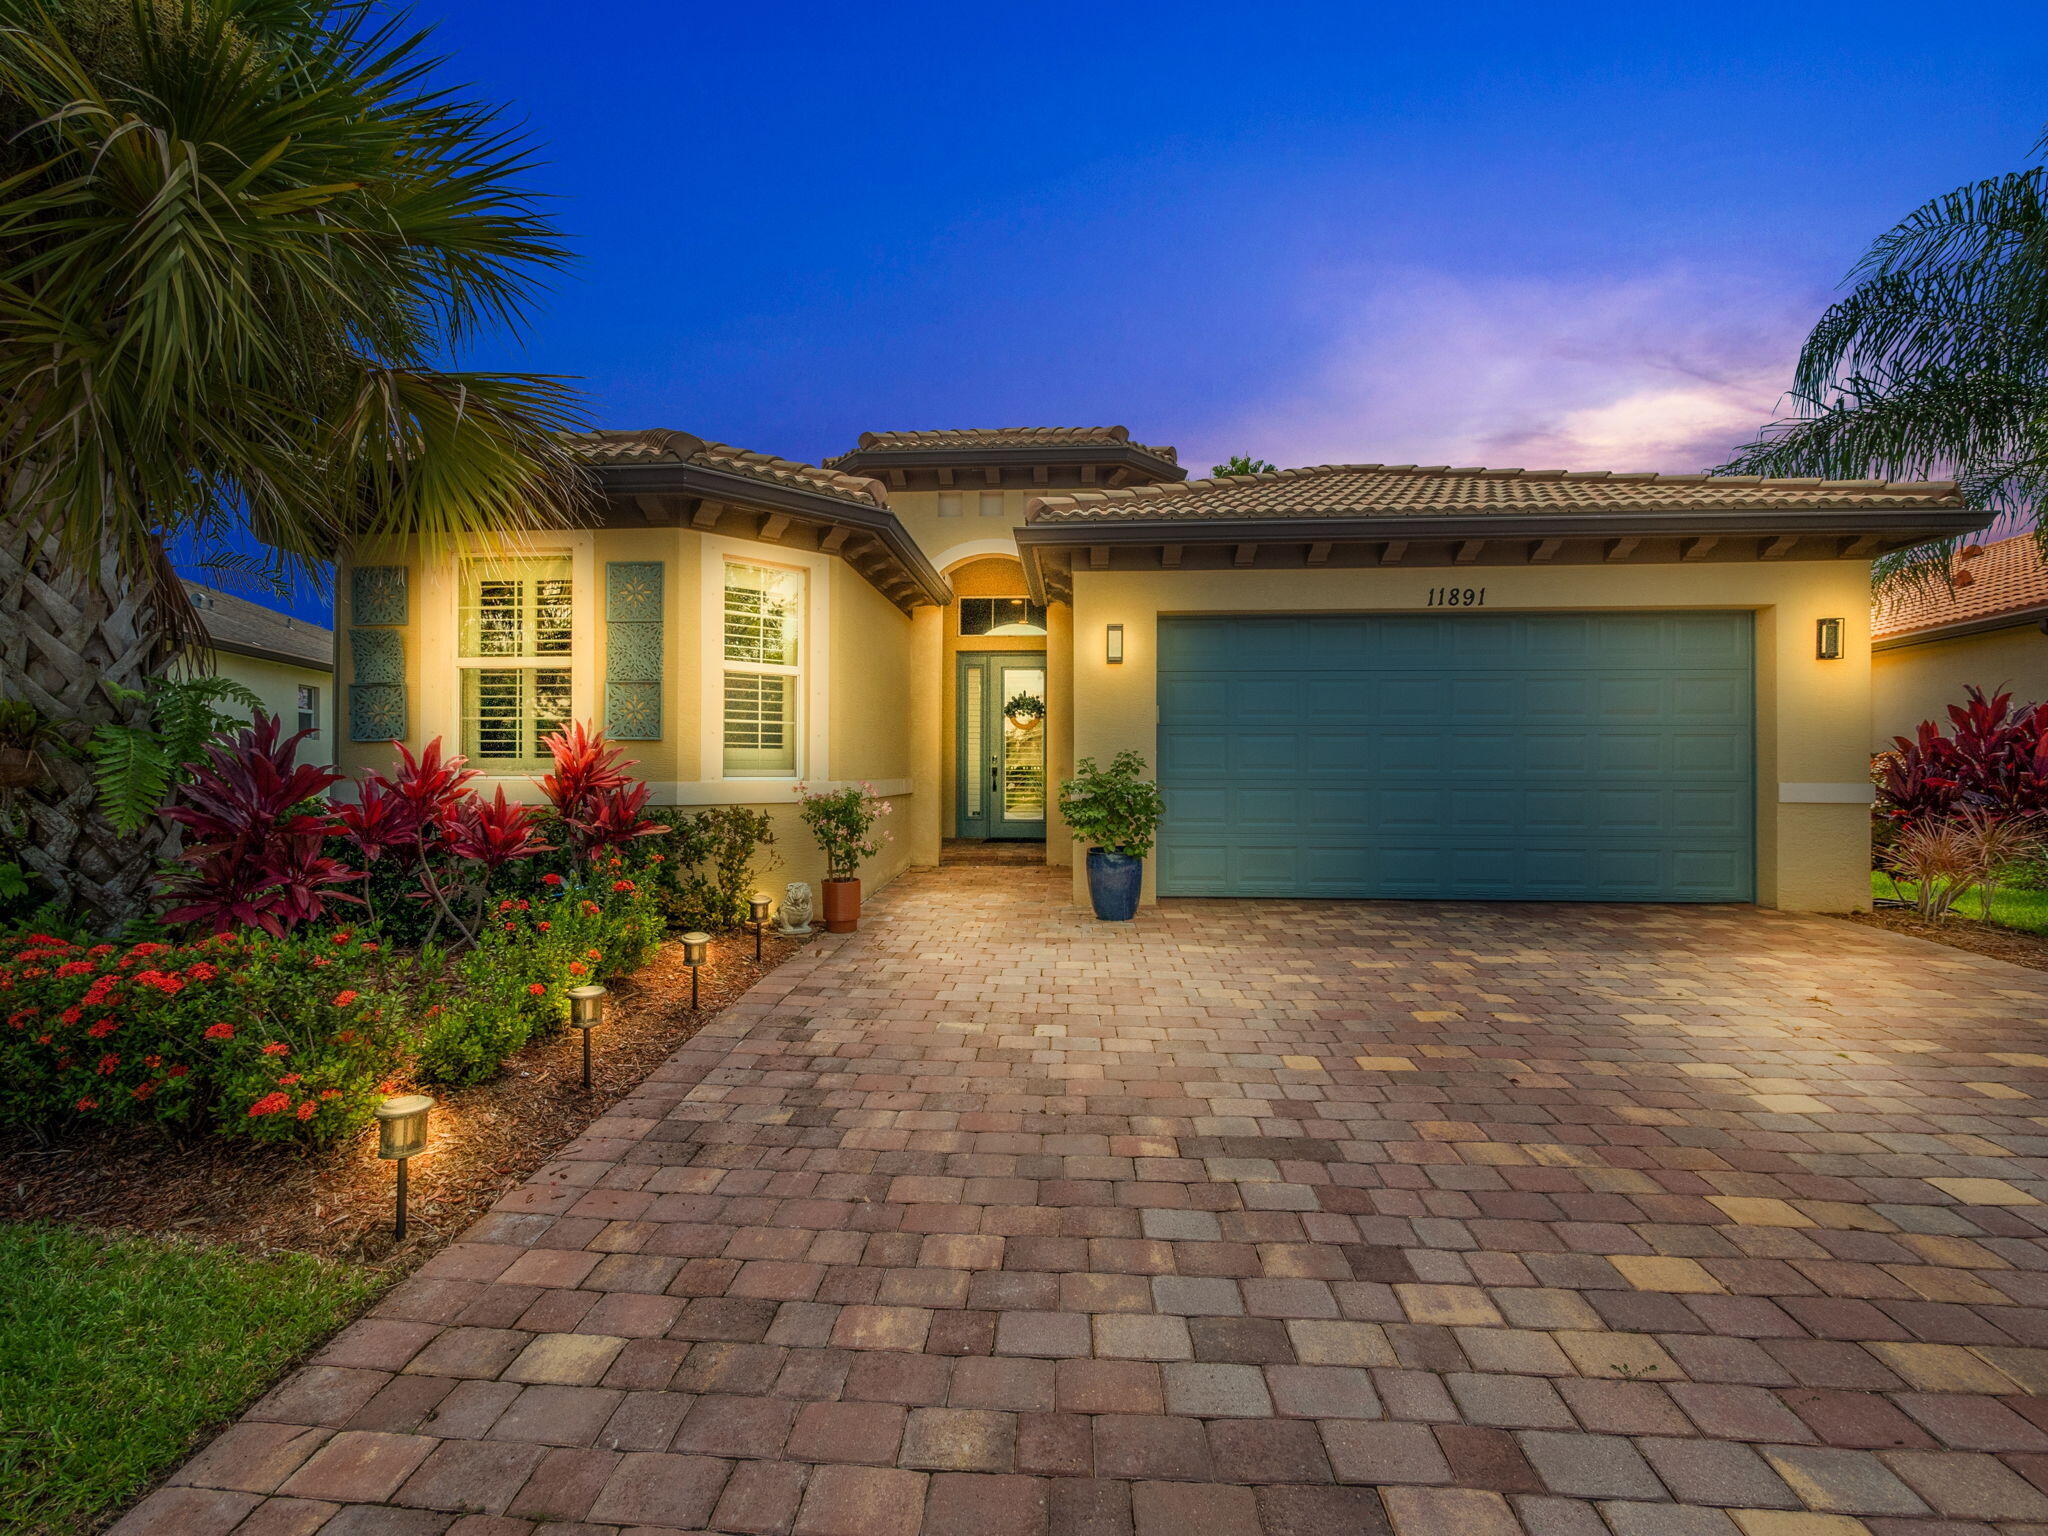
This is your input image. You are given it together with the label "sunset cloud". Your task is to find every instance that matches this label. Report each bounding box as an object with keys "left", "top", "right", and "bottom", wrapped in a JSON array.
[{"left": 1189, "top": 266, "right": 1824, "bottom": 478}]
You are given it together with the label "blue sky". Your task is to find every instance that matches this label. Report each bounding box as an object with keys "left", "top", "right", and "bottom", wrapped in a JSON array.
[{"left": 208, "top": 0, "right": 2048, "bottom": 620}]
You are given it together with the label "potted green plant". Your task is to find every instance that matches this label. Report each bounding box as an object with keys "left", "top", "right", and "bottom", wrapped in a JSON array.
[
  {"left": 795, "top": 781, "right": 893, "bottom": 932},
  {"left": 1057, "top": 750, "right": 1165, "bottom": 921},
  {"left": 0, "top": 699, "right": 53, "bottom": 790}
]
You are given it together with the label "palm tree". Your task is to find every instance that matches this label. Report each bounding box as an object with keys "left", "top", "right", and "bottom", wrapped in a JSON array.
[
  {"left": 1720, "top": 127, "right": 2048, "bottom": 584},
  {"left": 0, "top": 0, "right": 588, "bottom": 928}
]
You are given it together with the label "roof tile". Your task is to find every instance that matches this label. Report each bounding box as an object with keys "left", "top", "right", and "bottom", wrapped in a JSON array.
[
  {"left": 1873, "top": 533, "right": 2048, "bottom": 638},
  {"left": 827, "top": 426, "right": 1179, "bottom": 465},
  {"left": 1025, "top": 462, "right": 1965, "bottom": 524},
  {"left": 576, "top": 429, "right": 888, "bottom": 509}
]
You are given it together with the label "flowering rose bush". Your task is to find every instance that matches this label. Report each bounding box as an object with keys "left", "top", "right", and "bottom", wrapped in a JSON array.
[
  {"left": 0, "top": 931, "right": 408, "bottom": 1143},
  {"left": 793, "top": 782, "right": 893, "bottom": 881}
]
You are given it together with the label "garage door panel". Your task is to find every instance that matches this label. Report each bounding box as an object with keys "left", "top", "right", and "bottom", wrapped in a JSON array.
[{"left": 1157, "top": 612, "right": 1752, "bottom": 902}]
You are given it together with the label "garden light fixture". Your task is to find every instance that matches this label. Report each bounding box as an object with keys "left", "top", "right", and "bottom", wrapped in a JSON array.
[
  {"left": 1815, "top": 617, "right": 1844, "bottom": 660},
  {"left": 374, "top": 1094, "right": 433, "bottom": 1240},
  {"left": 681, "top": 931, "right": 710, "bottom": 1010},
  {"left": 750, "top": 893, "right": 772, "bottom": 960},
  {"left": 1105, "top": 623, "right": 1125, "bottom": 664},
  {"left": 568, "top": 984, "right": 606, "bottom": 1091}
]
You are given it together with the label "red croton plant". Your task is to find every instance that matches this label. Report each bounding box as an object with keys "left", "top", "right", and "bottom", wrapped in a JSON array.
[
  {"left": 537, "top": 722, "right": 666, "bottom": 858},
  {"left": 157, "top": 716, "right": 662, "bottom": 942},
  {"left": 159, "top": 715, "right": 362, "bottom": 936},
  {"left": 1876, "top": 686, "right": 2048, "bottom": 831}
]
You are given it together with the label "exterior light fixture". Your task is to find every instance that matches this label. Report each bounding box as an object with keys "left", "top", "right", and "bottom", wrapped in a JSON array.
[
  {"left": 1816, "top": 617, "right": 1844, "bottom": 660},
  {"left": 1106, "top": 624, "right": 1125, "bottom": 664},
  {"left": 568, "top": 984, "right": 607, "bottom": 1091},
  {"left": 749, "top": 893, "right": 773, "bottom": 961},
  {"left": 681, "top": 931, "right": 711, "bottom": 1010},
  {"left": 374, "top": 1094, "right": 434, "bottom": 1240}
]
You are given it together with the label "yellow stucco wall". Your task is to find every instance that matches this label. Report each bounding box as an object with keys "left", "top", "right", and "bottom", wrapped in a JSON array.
[
  {"left": 886, "top": 487, "right": 1029, "bottom": 571},
  {"left": 1872, "top": 623, "right": 2048, "bottom": 750},
  {"left": 1067, "top": 559, "right": 1878, "bottom": 913},
  {"left": 209, "top": 651, "right": 333, "bottom": 749},
  {"left": 337, "top": 528, "right": 921, "bottom": 900}
]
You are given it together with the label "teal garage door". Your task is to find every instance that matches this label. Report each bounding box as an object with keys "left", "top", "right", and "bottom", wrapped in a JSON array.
[{"left": 1156, "top": 612, "right": 1754, "bottom": 901}]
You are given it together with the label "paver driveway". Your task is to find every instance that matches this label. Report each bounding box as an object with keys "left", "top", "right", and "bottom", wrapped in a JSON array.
[{"left": 120, "top": 865, "right": 2048, "bottom": 1536}]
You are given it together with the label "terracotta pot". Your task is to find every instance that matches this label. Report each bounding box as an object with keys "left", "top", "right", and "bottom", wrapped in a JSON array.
[
  {"left": 820, "top": 878, "right": 861, "bottom": 933},
  {"left": 0, "top": 746, "right": 42, "bottom": 790}
]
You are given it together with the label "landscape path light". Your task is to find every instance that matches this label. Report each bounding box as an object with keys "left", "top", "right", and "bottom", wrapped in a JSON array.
[
  {"left": 568, "top": 984, "right": 607, "bottom": 1091},
  {"left": 374, "top": 1094, "right": 433, "bottom": 1241},
  {"left": 681, "top": 931, "right": 710, "bottom": 1011},
  {"left": 750, "top": 892, "right": 773, "bottom": 961}
]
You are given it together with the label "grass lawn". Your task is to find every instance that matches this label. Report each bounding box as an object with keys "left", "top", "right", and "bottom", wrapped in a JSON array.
[
  {"left": 1869, "top": 870, "right": 2048, "bottom": 934},
  {"left": 0, "top": 1223, "right": 382, "bottom": 1536}
]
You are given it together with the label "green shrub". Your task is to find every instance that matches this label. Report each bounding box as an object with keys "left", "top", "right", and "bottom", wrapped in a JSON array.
[
  {"left": 639, "top": 807, "right": 776, "bottom": 931},
  {"left": 414, "top": 866, "right": 664, "bottom": 1087}
]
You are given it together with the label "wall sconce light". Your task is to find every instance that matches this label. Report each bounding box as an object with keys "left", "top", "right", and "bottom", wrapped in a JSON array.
[
  {"left": 681, "top": 931, "right": 710, "bottom": 1010},
  {"left": 568, "top": 984, "right": 606, "bottom": 1090},
  {"left": 1816, "top": 617, "right": 1844, "bottom": 660},
  {"left": 749, "top": 893, "right": 772, "bottom": 961},
  {"left": 374, "top": 1094, "right": 434, "bottom": 1240},
  {"left": 1106, "top": 624, "right": 1125, "bottom": 665}
]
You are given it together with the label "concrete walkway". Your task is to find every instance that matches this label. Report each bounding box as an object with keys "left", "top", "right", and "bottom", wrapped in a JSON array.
[{"left": 116, "top": 865, "right": 2048, "bottom": 1535}]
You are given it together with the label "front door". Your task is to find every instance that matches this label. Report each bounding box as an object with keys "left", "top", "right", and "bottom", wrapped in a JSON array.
[{"left": 956, "top": 652, "right": 1048, "bottom": 839}]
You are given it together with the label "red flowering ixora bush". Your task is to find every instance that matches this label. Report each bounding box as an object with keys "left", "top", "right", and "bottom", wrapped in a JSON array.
[{"left": 0, "top": 931, "right": 408, "bottom": 1144}]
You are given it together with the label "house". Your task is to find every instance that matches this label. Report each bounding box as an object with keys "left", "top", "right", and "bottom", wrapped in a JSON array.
[
  {"left": 335, "top": 429, "right": 1984, "bottom": 910},
  {"left": 1872, "top": 533, "right": 2048, "bottom": 747},
  {"left": 185, "top": 581, "right": 334, "bottom": 744}
]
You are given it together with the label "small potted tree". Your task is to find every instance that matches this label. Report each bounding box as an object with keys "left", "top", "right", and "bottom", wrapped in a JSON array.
[
  {"left": 795, "top": 781, "right": 892, "bottom": 932},
  {"left": 1058, "top": 750, "right": 1165, "bottom": 921}
]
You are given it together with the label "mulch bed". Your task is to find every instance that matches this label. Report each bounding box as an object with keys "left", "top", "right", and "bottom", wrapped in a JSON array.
[
  {"left": 1846, "top": 905, "right": 2048, "bottom": 971},
  {"left": 0, "top": 928, "right": 806, "bottom": 1273}
]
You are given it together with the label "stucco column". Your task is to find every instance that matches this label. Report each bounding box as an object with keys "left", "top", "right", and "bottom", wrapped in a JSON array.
[
  {"left": 1046, "top": 600, "right": 1074, "bottom": 867},
  {"left": 907, "top": 604, "right": 944, "bottom": 867}
]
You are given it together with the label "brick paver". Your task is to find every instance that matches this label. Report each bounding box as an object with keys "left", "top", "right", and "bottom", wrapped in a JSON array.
[{"left": 114, "top": 867, "right": 2048, "bottom": 1533}]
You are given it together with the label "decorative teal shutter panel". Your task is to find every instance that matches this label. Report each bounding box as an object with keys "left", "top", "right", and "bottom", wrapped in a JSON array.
[
  {"left": 347, "top": 566, "right": 408, "bottom": 741},
  {"left": 605, "top": 561, "right": 664, "bottom": 740}
]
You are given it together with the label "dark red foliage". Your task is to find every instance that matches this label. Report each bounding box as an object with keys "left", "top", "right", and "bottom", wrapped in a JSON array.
[
  {"left": 365, "top": 738, "right": 478, "bottom": 839},
  {"left": 331, "top": 777, "right": 421, "bottom": 860},
  {"left": 445, "top": 788, "right": 554, "bottom": 871},
  {"left": 1876, "top": 686, "right": 2048, "bottom": 829},
  {"left": 540, "top": 723, "right": 665, "bottom": 858},
  {"left": 159, "top": 714, "right": 363, "bottom": 936},
  {"left": 568, "top": 778, "right": 667, "bottom": 854}
]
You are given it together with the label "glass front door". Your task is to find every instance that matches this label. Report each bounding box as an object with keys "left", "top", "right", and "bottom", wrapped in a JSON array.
[{"left": 956, "top": 652, "right": 1048, "bottom": 839}]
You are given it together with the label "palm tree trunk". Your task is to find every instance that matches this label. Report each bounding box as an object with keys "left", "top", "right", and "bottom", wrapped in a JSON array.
[{"left": 0, "top": 519, "right": 180, "bottom": 931}]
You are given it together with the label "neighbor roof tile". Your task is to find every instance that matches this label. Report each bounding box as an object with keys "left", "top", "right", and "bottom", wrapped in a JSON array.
[{"left": 1873, "top": 533, "right": 2048, "bottom": 639}]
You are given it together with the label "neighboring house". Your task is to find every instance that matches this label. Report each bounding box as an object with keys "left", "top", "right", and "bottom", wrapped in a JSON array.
[
  {"left": 185, "top": 581, "right": 334, "bottom": 744},
  {"left": 1871, "top": 533, "right": 2048, "bottom": 747},
  {"left": 336, "top": 430, "right": 1983, "bottom": 910}
]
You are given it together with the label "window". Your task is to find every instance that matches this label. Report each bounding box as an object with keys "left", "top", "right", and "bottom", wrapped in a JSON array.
[
  {"left": 937, "top": 493, "right": 963, "bottom": 518},
  {"left": 959, "top": 597, "right": 1048, "bottom": 636},
  {"left": 459, "top": 556, "right": 572, "bottom": 768},
  {"left": 721, "top": 558, "right": 803, "bottom": 775},
  {"left": 978, "top": 491, "right": 1006, "bottom": 518},
  {"left": 296, "top": 684, "right": 320, "bottom": 738}
]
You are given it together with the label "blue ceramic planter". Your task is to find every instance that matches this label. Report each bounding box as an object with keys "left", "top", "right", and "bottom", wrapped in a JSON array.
[{"left": 1086, "top": 848, "right": 1143, "bottom": 921}]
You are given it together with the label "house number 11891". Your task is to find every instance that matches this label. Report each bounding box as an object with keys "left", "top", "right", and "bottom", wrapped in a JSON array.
[{"left": 1426, "top": 587, "right": 1486, "bottom": 607}]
